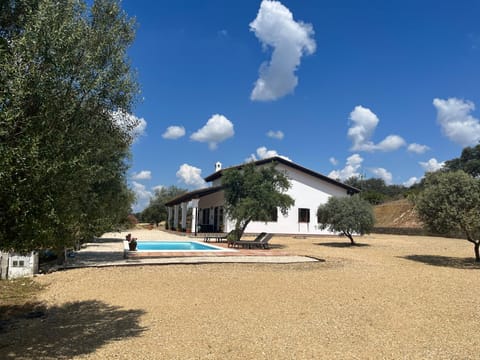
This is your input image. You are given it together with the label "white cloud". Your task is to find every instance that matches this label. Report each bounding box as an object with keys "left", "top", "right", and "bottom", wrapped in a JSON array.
[
  {"left": 267, "top": 130, "right": 284, "bottom": 140},
  {"left": 376, "top": 135, "right": 406, "bottom": 151},
  {"left": 433, "top": 97, "right": 480, "bottom": 147},
  {"left": 246, "top": 146, "right": 292, "bottom": 162},
  {"left": 131, "top": 181, "right": 153, "bottom": 212},
  {"left": 111, "top": 110, "right": 147, "bottom": 141},
  {"left": 407, "top": 143, "right": 430, "bottom": 154},
  {"left": 328, "top": 153, "right": 363, "bottom": 181},
  {"left": 403, "top": 177, "right": 420, "bottom": 187},
  {"left": 176, "top": 164, "right": 206, "bottom": 189},
  {"left": 329, "top": 157, "right": 338, "bottom": 166},
  {"left": 131, "top": 170, "right": 152, "bottom": 181},
  {"left": 348, "top": 105, "right": 406, "bottom": 152},
  {"left": 419, "top": 158, "right": 445, "bottom": 172},
  {"left": 348, "top": 105, "right": 378, "bottom": 149},
  {"left": 249, "top": 0, "right": 316, "bottom": 101},
  {"left": 190, "top": 114, "right": 234, "bottom": 150},
  {"left": 257, "top": 146, "right": 279, "bottom": 159},
  {"left": 370, "top": 167, "right": 393, "bottom": 185},
  {"left": 162, "top": 126, "right": 185, "bottom": 140},
  {"left": 250, "top": 146, "right": 278, "bottom": 161}
]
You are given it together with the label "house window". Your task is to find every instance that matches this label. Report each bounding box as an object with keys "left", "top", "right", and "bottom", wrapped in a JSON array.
[
  {"left": 202, "top": 208, "right": 210, "bottom": 225},
  {"left": 210, "top": 207, "right": 225, "bottom": 232},
  {"left": 298, "top": 208, "right": 310, "bottom": 223},
  {"left": 253, "top": 207, "right": 278, "bottom": 222},
  {"left": 218, "top": 207, "right": 224, "bottom": 231},
  {"left": 12, "top": 260, "right": 24, "bottom": 267}
]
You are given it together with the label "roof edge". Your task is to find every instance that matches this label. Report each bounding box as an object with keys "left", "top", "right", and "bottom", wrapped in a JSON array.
[
  {"left": 165, "top": 186, "right": 224, "bottom": 206},
  {"left": 204, "top": 157, "right": 359, "bottom": 194}
]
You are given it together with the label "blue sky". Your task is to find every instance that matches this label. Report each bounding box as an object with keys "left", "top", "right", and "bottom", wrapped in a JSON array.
[{"left": 120, "top": 0, "right": 480, "bottom": 211}]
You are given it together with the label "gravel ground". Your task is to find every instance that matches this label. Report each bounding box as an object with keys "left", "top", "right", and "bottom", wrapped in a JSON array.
[{"left": 1, "top": 232, "right": 479, "bottom": 359}]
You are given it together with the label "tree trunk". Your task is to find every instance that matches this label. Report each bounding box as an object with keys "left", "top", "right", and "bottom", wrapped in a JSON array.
[
  {"left": 343, "top": 231, "right": 356, "bottom": 245},
  {"left": 55, "top": 247, "right": 66, "bottom": 265},
  {"left": 234, "top": 219, "right": 251, "bottom": 241},
  {"left": 465, "top": 232, "right": 480, "bottom": 262}
]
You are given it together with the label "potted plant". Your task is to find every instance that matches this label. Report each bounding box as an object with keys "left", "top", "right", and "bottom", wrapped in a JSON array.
[{"left": 128, "top": 237, "right": 137, "bottom": 251}]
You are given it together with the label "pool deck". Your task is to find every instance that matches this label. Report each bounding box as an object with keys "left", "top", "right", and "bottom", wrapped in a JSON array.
[{"left": 65, "top": 230, "right": 318, "bottom": 268}]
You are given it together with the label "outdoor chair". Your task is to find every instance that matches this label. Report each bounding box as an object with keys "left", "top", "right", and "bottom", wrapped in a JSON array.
[
  {"left": 203, "top": 230, "right": 234, "bottom": 243},
  {"left": 227, "top": 232, "right": 265, "bottom": 248},
  {"left": 232, "top": 233, "right": 272, "bottom": 249}
]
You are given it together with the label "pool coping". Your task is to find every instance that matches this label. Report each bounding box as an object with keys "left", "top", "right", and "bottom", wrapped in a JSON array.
[
  {"left": 125, "top": 240, "right": 235, "bottom": 254},
  {"left": 63, "top": 236, "right": 320, "bottom": 269}
]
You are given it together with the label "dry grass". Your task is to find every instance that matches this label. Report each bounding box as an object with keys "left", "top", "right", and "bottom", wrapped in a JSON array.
[
  {"left": 0, "top": 278, "right": 43, "bottom": 320},
  {"left": 1, "top": 233, "right": 479, "bottom": 359},
  {"left": 374, "top": 198, "right": 423, "bottom": 228}
]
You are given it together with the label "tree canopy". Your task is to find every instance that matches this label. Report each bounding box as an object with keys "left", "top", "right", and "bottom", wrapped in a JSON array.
[
  {"left": 443, "top": 144, "right": 480, "bottom": 178},
  {"left": 139, "top": 186, "right": 187, "bottom": 226},
  {"left": 343, "top": 176, "right": 408, "bottom": 205},
  {"left": 317, "top": 195, "right": 375, "bottom": 245},
  {"left": 416, "top": 170, "right": 480, "bottom": 262},
  {"left": 0, "top": 0, "right": 138, "bottom": 253},
  {"left": 222, "top": 162, "right": 295, "bottom": 240}
]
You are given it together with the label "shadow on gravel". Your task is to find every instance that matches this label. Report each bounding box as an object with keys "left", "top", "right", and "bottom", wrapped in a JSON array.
[
  {"left": 314, "top": 242, "right": 370, "bottom": 248},
  {"left": 0, "top": 300, "right": 146, "bottom": 358},
  {"left": 401, "top": 255, "right": 480, "bottom": 269}
]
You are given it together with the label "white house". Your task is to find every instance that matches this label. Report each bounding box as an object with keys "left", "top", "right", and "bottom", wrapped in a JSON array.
[{"left": 165, "top": 157, "right": 359, "bottom": 236}]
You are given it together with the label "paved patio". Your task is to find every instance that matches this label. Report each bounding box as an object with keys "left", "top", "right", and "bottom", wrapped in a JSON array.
[{"left": 65, "top": 230, "right": 318, "bottom": 268}]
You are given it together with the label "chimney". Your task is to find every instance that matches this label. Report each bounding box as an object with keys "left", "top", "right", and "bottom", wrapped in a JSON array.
[{"left": 215, "top": 161, "right": 222, "bottom": 172}]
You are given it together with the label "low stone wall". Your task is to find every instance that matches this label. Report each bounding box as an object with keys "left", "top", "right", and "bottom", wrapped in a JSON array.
[
  {"left": 372, "top": 227, "right": 427, "bottom": 236},
  {"left": 372, "top": 227, "right": 466, "bottom": 239}
]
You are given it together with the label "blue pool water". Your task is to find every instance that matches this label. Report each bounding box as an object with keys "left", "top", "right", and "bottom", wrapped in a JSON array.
[{"left": 136, "top": 241, "right": 222, "bottom": 251}]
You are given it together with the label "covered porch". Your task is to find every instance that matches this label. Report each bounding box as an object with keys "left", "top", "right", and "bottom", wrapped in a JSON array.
[{"left": 165, "top": 186, "right": 226, "bottom": 235}]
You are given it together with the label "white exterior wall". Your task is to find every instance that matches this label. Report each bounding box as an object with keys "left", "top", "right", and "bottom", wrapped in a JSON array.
[
  {"left": 180, "top": 202, "right": 187, "bottom": 230},
  {"left": 5, "top": 252, "right": 39, "bottom": 279},
  {"left": 238, "top": 164, "right": 350, "bottom": 235}
]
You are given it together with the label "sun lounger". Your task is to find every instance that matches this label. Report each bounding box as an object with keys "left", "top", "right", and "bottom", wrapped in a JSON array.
[
  {"left": 227, "top": 232, "right": 265, "bottom": 248},
  {"left": 203, "top": 230, "right": 234, "bottom": 243},
  {"left": 232, "top": 233, "right": 272, "bottom": 249}
]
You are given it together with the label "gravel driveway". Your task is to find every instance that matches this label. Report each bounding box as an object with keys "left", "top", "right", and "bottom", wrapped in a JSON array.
[{"left": 1, "top": 232, "right": 479, "bottom": 359}]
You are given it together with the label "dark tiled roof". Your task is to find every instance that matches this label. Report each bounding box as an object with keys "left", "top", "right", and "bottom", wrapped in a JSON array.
[
  {"left": 164, "top": 186, "right": 223, "bottom": 206},
  {"left": 204, "top": 156, "right": 359, "bottom": 194}
]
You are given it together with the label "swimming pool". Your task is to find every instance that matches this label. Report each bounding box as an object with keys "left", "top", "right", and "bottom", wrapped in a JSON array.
[{"left": 135, "top": 241, "right": 226, "bottom": 252}]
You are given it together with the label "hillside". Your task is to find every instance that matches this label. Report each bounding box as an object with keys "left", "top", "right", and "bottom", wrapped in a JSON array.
[{"left": 374, "top": 199, "right": 423, "bottom": 229}]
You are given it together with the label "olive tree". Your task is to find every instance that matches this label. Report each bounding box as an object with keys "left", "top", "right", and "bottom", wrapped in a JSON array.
[
  {"left": 140, "top": 186, "right": 187, "bottom": 226},
  {"left": 444, "top": 144, "right": 480, "bottom": 178},
  {"left": 416, "top": 170, "right": 480, "bottom": 262},
  {"left": 222, "top": 162, "right": 295, "bottom": 241},
  {"left": 0, "top": 0, "right": 138, "bottom": 254},
  {"left": 317, "top": 195, "right": 375, "bottom": 245}
]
